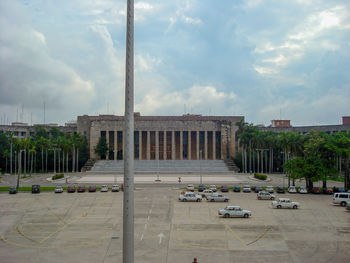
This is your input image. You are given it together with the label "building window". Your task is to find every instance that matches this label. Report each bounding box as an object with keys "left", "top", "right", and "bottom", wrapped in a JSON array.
[
  {"left": 14, "top": 131, "right": 19, "bottom": 136},
  {"left": 21, "top": 132, "right": 26, "bottom": 137}
]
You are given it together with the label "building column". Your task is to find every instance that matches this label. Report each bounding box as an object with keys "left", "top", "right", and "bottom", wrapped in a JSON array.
[
  {"left": 188, "top": 130, "right": 191, "bottom": 160},
  {"left": 196, "top": 131, "right": 199, "bottom": 160},
  {"left": 164, "top": 131, "right": 167, "bottom": 160},
  {"left": 180, "top": 131, "right": 183, "bottom": 160},
  {"left": 204, "top": 131, "right": 208, "bottom": 160},
  {"left": 147, "top": 131, "right": 150, "bottom": 160},
  {"left": 155, "top": 131, "right": 159, "bottom": 160},
  {"left": 171, "top": 131, "right": 175, "bottom": 160},
  {"left": 106, "top": 131, "right": 109, "bottom": 160},
  {"left": 139, "top": 131, "right": 142, "bottom": 160},
  {"left": 213, "top": 131, "right": 216, "bottom": 160},
  {"left": 114, "top": 130, "right": 118, "bottom": 160}
]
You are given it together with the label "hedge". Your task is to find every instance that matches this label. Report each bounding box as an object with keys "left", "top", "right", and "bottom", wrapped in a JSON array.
[
  {"left": 254, "top": 173, "right": 267, "bottom": 180},
  {"left": 52, "top": 173, "right": 64, "bottom": 180}
]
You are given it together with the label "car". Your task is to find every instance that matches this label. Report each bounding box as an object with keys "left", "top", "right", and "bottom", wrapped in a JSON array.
[
  {"left": 209, "top": 185, "right": 217, "bottom": 192},
  {"left": 311, "top": 187, "right": 322, "bottom": 194},
  {"left": 32, "top": 185, "right": 40, "bottom": 194},
  {"left": 254, "top": 186, "right": 263, "bottom": 193},
  {"left": 187, "top": 184, "right": 194, "bottom": 192},
  {"left": 243, "top": 185, "right": 251, "bottom": 193},
  {"left": 77, "top": 186, "right": 86, "bottom": 193},
  {"left": 201, "top": 189, "right": 214, "bottom": 198},
  {"left": 206, "top": 193, "right": 230, "bottom": 202},
  {"left": 220, "top": 185, "right": 229, "bottom": 192},
  {"left": 323, "top": 188, "right": 333, "bottom": 195},
  {"left": 101, "top": 185, "right": 109, "bottom": 192},
  {"left": 88, "top": 185, "right": 97, "bottom": 192},
  {"left": 272, "top": 198, "right": 299, "bottom": 209},
  {"left": 336, "top": 187, "right": 345, "bottom": 193},
  {"left": 251, "top": 186, "right": 257, "bottom": 192},
  {"left": 333, "top": 192, "right": 350, "bottom": 206},
  {"left": 112, "top": 184, "right": 120, "bottom": 192},
  {"left": 298, "top": 186, "right": 308, "bottom": 194},
  {"left": 346, "top": 201, "right": 350, "bottom": 211},
  {"left": 257, "top": 191, "right": 275, "bottom": 200},
  {"left": 67, "top": 186, "right": 76, "bottom": 193},
  {"left": 179, "top": 192, "right": 202, "bottom": 202},
  {"left": 233, "top": 185, "right": 241, "bottom": 192},
  {"left": 265, "top": 186, "right": 274, "bottom": 193},
  {"left": 54, "top": 186, "right": 63, "bottom": 193},
  {"left": 9, "top": 187, "right": 17, "bottom": 194},
  {"left": 288, "top": 186, "right": 297, "bottom": 193},
  {"left": 197, "top": 184, "right": 206, "bottom": 192},
  {"left": 276, "top": 187, "right": 285, "bottom": 193},
  {"left": 218, "top": 206, "right": 251, "bottom": 218}
]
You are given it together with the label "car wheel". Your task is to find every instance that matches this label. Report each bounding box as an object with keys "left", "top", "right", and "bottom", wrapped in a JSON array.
[
  {"left": 225, "top": 199, "right": 228, "bottom": 202},
  {"left": 183, "top": 199, "right": 187, "bottom": 202},
  {"left": 258, "top": 197, "right": 262, "bottom": 200},
  {"left": 197, "top": 199, "right": 201, "bottom": 202},
  {"left": 210, "top": 199, "right": 214, "bottom": 202},
  {"left": 341, "top": 201, "right": 346, "bottom": 207},
  {"left": 244, "top": 214, "right": 249, "bottom": 218},
  {"left": 271, "top": 197, "right": 275, "bottom": 200},
  {"left": 293, "top": 205, "right": 298, "bottom": 209},
  {"left": 224, "top": 214, "right": 230, "bottom": 218},
  {"left": 277, "top": 205, "right": 281, "bottom": 209}
]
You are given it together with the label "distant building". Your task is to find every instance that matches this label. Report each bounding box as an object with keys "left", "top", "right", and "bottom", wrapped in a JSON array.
[
  {"left": 343, "top": 116, "right": 350, "bottom": 125},
  {"left": 270, "top": 120, "right": 291, "bottom": 128}
]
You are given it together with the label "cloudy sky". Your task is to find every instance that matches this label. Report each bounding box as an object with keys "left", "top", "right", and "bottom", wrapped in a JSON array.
[{"left": 0, "top": 0, "right": 349, "bottom": 126}]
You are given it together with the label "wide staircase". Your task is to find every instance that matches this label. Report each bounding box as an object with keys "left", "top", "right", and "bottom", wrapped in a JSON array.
[{"left": 88, "top": 160, "right": 232, "bottom": 174}]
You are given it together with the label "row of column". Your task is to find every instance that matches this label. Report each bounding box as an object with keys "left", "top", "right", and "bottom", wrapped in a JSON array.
[{"left": 105, "top": 130, "right": 220, "bottom": 160}]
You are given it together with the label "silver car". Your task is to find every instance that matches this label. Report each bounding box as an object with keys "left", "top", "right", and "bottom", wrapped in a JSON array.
[
  {"left": 265, "top": 186, "right": 274, "bottom": 193},
  {"left": 257, "top": 191, "right": 275, "bottom": 200},
  {"left": 272, "top": 198, "right": 299, "bottom": 209},
  {"left": 218, "top": 206, "right": 251, "bottom": 218},
  {"left": 54, "top": 185, "right": 63, "bottom": 193},
  {"left": 179, "top": 192, "right": 202, "bottom": 202},
  {"left": 101, "top": 185, "right": 109, "bottom": 192},
  {"left": 206, "top": 193, "right": 229, "bottom": 202}
]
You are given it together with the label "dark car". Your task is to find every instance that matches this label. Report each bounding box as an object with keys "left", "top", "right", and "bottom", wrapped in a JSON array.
[
  {"left": 9, "top": 187, "right": 17, "bottom": 194},
  {"left": 88, "top": 185, "right": 97, "bottom": 192},
  {"left": 251, "top": 186, "right": 257, "bottom": 192},
  {"left": 254, "top": 186, "right": 263, "bottom": 193},
  {"left": 77, "top": 186, "right": 86, "bottom": 193},
  {"left": 323, "top": 188, "right": 333, "bottom": 195},
  {"left": 32, "top": 185, "right": 40, "bottom": 194},
  {"left": 220, "top": 185, "right": 229, "bottom": 192},
  {"left": 67, "top": 186, "right": 76, "bottom": 193},
  {"left": 233, "top": 185, "right": 241, "bottom": 192},
  {"left": 334, "top": 187, "right": 345, "bottom": 193},
  {"left": 276, "top": 187, "right": 285, "bottom": 193},
  {"left": 198, "top": 184, "right": 206, "bottom": 192},
  {"left": 311, "top": 187, "right": 322, "bottom": 194}
]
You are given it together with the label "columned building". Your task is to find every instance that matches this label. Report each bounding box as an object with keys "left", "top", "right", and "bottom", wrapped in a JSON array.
[{"left": 77, "top": 113, "right": 244, "bottom": 161}]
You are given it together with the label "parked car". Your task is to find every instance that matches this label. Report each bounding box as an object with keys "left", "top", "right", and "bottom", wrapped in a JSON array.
[
  {"left": 88, "top": 185, "right": 97, "bottom": 192},
  {"left": 54, "top": 186, "right": 63, "bottom": 193},
  {"left": 251, "top": 186, "right": 257, "bottom": 192},
  {"left": 298, "top": 186, "right": 308, "bottom": 194},
  {"left": 101, "top": 185, "right": 109, "bottom": 192},
  {"left": 198, "top": 184, "right": 206, "bottom": 192},
  {"left": 311, "top": 187, "right": 322, "bottom": 194},
  {"left": 254, "top": 186, "right": 263, "bottom": 193},
  {"left": 288, "top": 186, "right": 297, "bottom": 193},
  {"left": 335, "top": 187, "right": 345, "bottom": 193},
  {"left": 323, "top": 188, "right": 333, "bottom": 195},
  {"left": 265, "top": 186, "right": 274, "bottom": 193},
  {"left": 206, "top": 193, "right": 230, "bottom": 202},
  {"left": 257, "top": 191, "right": 275, "bottom": 200},
  {"left": 9, "top": 187, "right": 17, "bottom": 194},
  {"left": 233, "top": 185, "right": 241, "bottom": 192},
  {"left": 209, "top": 185, "right": 217, "bottom": 192},
  {"left": 218, "top": 206, "right": 251, "bottom": 218},
  {"left": 333, "top": 192, "right": 350, "bottom": 206},
  {"left": 112, "top": 185, "right": 120, "bottom": 192},
  {"left": 276, "top": 187, "right": 285, "bottom": 193},
  {"left": 201, "top": 189, "right": 214, "bottom": 198},
  {"left": 272, "top": 198, "right": 299, "bottom": 209},
  {"left": 243, "top": 185, "right": 251, "bottom": 193},
  {"left": 220, "top": 185, "right": 229, "bottom": 192},
  {"left": 77, "top": 186, "right": 86, "bottom": 193},
  {"left": 67, "top": 186, "right": 76, "bottom": 193},
  {"left": 32, "top": 185, "right": 40, "bottom": 194},
  {"left": 187, "top": 184, "right": 194, "bottom": 191},
  {"left": 346, "top": 201, "right": 350, "bottom": 211},
  {"left": 179, "top": 192, "right": 202, "bottom": 202}
]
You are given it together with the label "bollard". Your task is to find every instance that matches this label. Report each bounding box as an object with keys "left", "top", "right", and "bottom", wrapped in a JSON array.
[{"left": 193, "top": 258, "right": 198, "bottom": 263}]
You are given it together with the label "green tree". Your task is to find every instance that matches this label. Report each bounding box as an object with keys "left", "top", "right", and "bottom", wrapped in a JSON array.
[{"left": 94, "top": 136, "right": 108, "bottom": 160}]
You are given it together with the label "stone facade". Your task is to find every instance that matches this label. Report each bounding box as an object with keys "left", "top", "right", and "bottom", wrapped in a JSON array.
[{"left": 77, "top": 114, "right": 244, "bottom": 160}]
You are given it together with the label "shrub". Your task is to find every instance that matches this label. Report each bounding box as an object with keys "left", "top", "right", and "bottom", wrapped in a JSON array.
[
  {"left": 254, "top": 173, "right": 267, "bottom": 180},
  {"left": 52, "top": 173, "right": 64, "bottom": 180}
]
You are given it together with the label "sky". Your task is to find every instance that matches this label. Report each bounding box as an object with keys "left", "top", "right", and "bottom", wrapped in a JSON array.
[{"left": 0, "top": 0, "right": 349, "bottom": 126}]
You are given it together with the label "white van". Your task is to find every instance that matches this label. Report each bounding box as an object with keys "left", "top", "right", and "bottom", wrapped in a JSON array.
[{"left": 333, "top": 192, "right": 350, "bottom": 206}]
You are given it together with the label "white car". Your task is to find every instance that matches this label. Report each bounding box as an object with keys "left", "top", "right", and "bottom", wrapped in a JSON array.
[
  {"left": 209, "top": 185, "right": 217, "bottom": 192},
  {"left": 272, "top": 198, "right": 299, "bottom": 209},
  {"left": 243, "top": 185, "right": 251, "bottom": 193},
  {"left": 298, "top": 186, "right": 308, "bottom": 194},
  {"left": 257, "top": 191, "right": 275, "bottom": 200},
  {"left": 265, "top": 186, "right": 274, "bottom": 193},
  {"left": 218, "top": 206, "right": 251, "bottom": 218},
  {"left": 179, "top": 192, "right": 202, "bottom": 202},
  {"left": 187, "top": 184, "right": 194, "bottom": 191},
  {"left": 201, "top": 189, "right": 214, "bottom": 198},
  {"left": 112, "top": 184, "right": 120, "bottom": 192},
  {"left": 288, "top": 186, "right": 297, "bottom": 193},
  {"left": 206, "top": 193, "right": 230, "bottom": 202},
  {"left": 54, "top": 185, "right": 63, "bottom": 193},
  {"left": 101, "top": 185, "right": 109, "bottom": 192}
]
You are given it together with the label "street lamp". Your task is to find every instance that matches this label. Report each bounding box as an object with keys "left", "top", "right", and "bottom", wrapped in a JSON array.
[{"left": 200, "top": 149, "right": 202, "bottom": 184}]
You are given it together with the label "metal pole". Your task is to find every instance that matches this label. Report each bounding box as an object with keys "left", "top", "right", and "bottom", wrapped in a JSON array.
[
  {"left": 200, "top": 150, "right": 202, "bottom": 184},
  {"left": 16, "top": 150, "right": 22, "bottom": 189},
  {"left": 123, "top": 0, "right": 134, "bottom": 262}
]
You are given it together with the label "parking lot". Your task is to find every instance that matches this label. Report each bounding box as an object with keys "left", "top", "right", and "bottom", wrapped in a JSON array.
[{"left": 0, "top": 187, "right": 349, "bottom": 263}]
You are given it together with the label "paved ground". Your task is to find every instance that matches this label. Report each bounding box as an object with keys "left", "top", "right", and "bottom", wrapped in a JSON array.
[{"left": 0, "top": 187, "right": 349, "bottom": 263}]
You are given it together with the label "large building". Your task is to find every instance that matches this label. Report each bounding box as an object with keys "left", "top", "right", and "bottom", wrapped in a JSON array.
[{"left": 77, "top": 113, "right": 244, "bottom": 161}]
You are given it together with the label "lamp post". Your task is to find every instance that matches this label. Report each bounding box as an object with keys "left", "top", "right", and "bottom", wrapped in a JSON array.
[{"left": 200, "top": 149, "right": 202, "bottom": 184}]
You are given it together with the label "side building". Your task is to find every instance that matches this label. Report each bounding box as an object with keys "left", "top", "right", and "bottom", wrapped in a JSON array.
[{"left": 77, "top": 113, "right": 244, "bottom": 161}]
